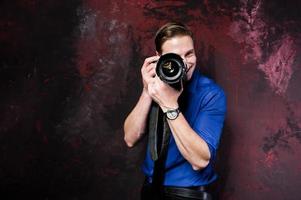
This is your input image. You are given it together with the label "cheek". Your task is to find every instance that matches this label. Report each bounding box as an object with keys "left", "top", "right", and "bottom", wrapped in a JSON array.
[{"left": 186, "top": 56, "right": 196, "bottom": 64}]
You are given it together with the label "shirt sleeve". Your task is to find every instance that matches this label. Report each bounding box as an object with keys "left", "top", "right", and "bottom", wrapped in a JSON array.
[{"left": 192, "top": 87, "right": 226, "bottom": 160}]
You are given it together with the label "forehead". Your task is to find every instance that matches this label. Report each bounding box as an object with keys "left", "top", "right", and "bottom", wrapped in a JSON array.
[{"left": 161, "top": 35, "right": 194, "bottom": 55}]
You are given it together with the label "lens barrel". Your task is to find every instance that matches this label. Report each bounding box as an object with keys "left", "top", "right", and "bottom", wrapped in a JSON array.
[{"left": 156, "top": 53, "right": 186, "bottom": 85}]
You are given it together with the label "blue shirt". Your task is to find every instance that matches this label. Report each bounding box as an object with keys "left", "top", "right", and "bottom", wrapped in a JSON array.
[{"left": 142, "top": 69, "right": 226, "bottom": 187}]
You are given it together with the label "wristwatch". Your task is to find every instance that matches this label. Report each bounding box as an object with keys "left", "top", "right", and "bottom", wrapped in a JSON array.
[{"left": 165, "top": 108, "right": 180, "bottom": 120}]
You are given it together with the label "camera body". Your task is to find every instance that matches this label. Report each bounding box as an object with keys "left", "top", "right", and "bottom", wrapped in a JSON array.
[{"left": 156, "top": 53, "right": 187, "bottom": 90}]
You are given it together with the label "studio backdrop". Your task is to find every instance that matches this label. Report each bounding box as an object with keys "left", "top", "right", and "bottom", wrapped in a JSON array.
[{"left": 1, "top": 0, "right": 301, "bottom": 199}]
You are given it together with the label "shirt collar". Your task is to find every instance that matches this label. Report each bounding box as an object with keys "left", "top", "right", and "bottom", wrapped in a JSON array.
[{"left": 185, "top": 68, "right": 200, "bottom": 93}]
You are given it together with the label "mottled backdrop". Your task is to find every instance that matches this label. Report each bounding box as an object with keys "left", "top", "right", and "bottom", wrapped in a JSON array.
[{"left": 1, "top": 0, "right": 301, "bottom": 199}]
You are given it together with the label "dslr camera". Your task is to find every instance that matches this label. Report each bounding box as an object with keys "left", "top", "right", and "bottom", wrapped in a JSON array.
[{"left": 156, "top": 53, "right": 187, "bottom": 90}]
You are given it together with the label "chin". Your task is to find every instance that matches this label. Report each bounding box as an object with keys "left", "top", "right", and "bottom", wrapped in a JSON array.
[
  {"left": 186, "top": 74, "right": 193, "bottom": 81},
  {"left": 185, "top": 66, "right": 195, "bottom": 80},
  {"left": 185, "top": 70, "right": 194, "bottom": 81}
]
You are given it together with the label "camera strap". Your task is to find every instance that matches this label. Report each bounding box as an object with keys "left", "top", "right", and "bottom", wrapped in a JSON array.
[
  {"left": 148, "top": 102, "right": 171, "bottom": 198},
  {"left": 148, "top": 102, "right": 171, "bottom": 161}
]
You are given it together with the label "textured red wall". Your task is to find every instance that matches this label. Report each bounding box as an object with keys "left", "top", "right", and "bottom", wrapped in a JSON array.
[{"left": 1, "top": 0, "right": 301, "bottom": 199}]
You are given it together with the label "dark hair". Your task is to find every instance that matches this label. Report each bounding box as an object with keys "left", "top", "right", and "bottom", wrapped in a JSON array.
[{"left": 155, "top": 22, "right": 193, "bottom": 54}]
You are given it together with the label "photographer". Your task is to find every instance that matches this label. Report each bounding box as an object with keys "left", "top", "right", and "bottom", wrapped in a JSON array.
[{"left": 123, "top": 22, "right": 226, "bottom": 200}]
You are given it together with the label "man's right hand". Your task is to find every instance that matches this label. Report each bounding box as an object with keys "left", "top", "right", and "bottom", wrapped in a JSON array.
[{"left": 141, "top": 56, "right": 160, "bottom": 94}]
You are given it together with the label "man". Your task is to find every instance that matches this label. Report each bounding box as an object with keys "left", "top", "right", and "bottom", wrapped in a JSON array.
[{"left": 123, "top": 22, "right": 226, "bottom": 200}]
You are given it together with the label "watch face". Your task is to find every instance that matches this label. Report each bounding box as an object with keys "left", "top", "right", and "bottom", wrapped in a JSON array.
[{"left": 167, "top": 110, "right": 179, "bottom": 120}]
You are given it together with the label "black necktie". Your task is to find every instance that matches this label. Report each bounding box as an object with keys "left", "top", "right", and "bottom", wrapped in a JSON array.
[{"left": 148, "top": 102, "right": 171, "bottom": 199}]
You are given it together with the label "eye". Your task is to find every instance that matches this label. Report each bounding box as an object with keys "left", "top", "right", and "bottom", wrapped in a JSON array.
[{"left": 185, "top": 51, "right": 195, "bottom": 58}]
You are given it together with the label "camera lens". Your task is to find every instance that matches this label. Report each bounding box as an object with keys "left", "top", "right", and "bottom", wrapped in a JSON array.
[
  {"left": 162, "top": 61, "right": 180, "bottom": 78},
  {"left": 156, "top": 53, "right": 186, "bottom": 84}
]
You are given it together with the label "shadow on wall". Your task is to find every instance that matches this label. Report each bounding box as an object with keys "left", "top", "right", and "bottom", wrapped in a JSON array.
[{"left": 215, "top": 123, "right": 234, "bottom": 199}]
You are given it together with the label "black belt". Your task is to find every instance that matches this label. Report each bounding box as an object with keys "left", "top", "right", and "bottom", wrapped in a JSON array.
[
  {"left": 164, "top": 186, "right": 212, "bottom": 200},
  {"left": 142, "top": 180, "right": 212, "bottom": 200}
]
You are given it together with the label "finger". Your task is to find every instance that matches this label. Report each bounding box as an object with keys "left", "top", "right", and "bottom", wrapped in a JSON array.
[
  {"left": 147, "top": 82, "right": 154, "bottom": 96},
  {"left": 142, "top": 65, "right": 154, "bottom": 77},
  {"left": 149, "top": 67, "right": 156, "bottom": 77},
  {"left": 155, "top": 75, "right": 164, "bottom": 84},
  {"left": 144, "top": 70, "right": 156, "bottom": 82},
  {"left": 152, "top": 77, "right": 162, "bottom": 90},
  {"left": 180, "top": 80, "right": 184, "bottom": 93},
  {"left": 146, "top": 62, "right": 156, "bottom": 73},
  {"left": 142, "top": 56, "right": 159, "bottom": 70},
  {"left": 144, "top": 56, "right": 160, "bottom": 65}
]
